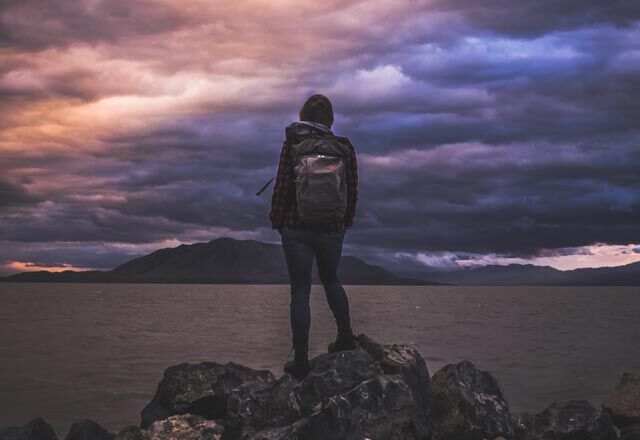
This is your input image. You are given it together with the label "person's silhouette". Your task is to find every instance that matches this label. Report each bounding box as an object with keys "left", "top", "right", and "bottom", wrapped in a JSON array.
[{"left": 269, "top": 94, "right": 359, "bottom": 380}]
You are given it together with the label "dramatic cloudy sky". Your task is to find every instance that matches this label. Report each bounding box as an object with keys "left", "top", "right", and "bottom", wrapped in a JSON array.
[{"left": 1, "top": 0, "right": 639, "bottom": 276}]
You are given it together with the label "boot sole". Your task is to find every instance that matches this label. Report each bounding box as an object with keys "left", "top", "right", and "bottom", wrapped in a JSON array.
[
  {"left": 284, "top": 361, "right": 310, "bottom": 380},
  {"left": 327, "top": 341, "right": 357, "bottom": 353}
]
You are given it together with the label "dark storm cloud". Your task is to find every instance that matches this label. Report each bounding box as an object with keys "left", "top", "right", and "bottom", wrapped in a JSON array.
[
  {"left": 1, "top": 0, "right": 639, "bottom": 273},
  {"left": 346, "top": 144, "right": 640, "bottom": 256},
  {"left": 433, "top": 0, "right": 640, "bottom": 37},
  {"left": 0, "top": 0, "right": 195, "bottom": 51},
  {"left": 0, "top": 178, "right": 42, "bottom": 207}
]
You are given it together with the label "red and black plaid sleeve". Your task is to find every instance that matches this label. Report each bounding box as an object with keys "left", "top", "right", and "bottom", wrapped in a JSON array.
[
  {"left": 269, "top": 140, "right": 292, "bottom": 229},
  {"left": 344, "top": 139, "right": 358, "bottom": 228}
]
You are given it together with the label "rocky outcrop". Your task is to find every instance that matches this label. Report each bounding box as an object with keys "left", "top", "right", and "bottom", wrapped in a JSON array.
[
  {"left": 223, "top": 334, "right": 432, "bottom": 440},
  {"left": 0, "top": 417, "right": 59, "bottom": 440},
  {"left": 516, "top": 400, "right": 616, "bottom": 440},
  {"left": 141, "top": 361, "right": 275, "bottom": 428},
  {"left": 116, "top": 414, "right": 223, "bottom": 440},
  {"left": 431, "top": 360, "right": 514, "bottom": 440},
  {"left": 603, "top": 373, "right": 640, "bottom": 428},
  {"left": 65, "top": 419, "right": 115, "bottom": 440},
  {"left": 3, "top": 336, "right": 639, "bottom": 440},
  {"left": 512, "top": 412, "right": 535, "bottom": 440}
]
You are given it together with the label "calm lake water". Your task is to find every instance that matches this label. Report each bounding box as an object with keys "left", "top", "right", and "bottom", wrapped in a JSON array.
[{"left": 0, "top": 283, "right": 638, "bottom": 437}]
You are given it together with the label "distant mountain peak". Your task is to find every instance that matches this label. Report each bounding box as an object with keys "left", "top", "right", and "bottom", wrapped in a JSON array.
[{"left": 1, "top": 237, "right": 435, "bottom": 285}]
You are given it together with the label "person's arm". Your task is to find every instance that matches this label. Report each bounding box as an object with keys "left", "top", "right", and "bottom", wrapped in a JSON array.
[
  {"left": 344, "top": 140, "right": 358, "bottom": 228},
  {"left": 269, "top": 140, "right": 292, "bottom": 229}
]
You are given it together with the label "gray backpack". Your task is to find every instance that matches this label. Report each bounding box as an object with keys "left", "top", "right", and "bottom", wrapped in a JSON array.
[{"left": 289, "top": 129, "right": 352, "bottom": 223}]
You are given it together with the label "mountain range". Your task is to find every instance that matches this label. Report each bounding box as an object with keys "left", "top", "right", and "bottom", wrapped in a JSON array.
[
  {"left": 425, "top": 261, "right": 640, "bottom": 285},
  {"left": 1, "top": 237, "right": 638, "bottom": 285},
  {"left": 0, "top": 237, "right": 434, "bottom": 285}
]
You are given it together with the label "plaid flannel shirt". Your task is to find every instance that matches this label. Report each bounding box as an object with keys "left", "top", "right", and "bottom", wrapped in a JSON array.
[{"left": 269, "top": 137, "right": 358, "bottom": 232}]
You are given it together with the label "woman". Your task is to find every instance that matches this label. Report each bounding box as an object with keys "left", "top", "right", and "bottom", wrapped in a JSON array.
[{"left": 269, "top": 94, "right": 359, "bottom": 380}]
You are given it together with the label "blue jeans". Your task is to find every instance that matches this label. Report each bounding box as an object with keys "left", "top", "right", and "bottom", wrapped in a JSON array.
[{"left": 278, "top": 225, "right": 351, "bottom": 342}]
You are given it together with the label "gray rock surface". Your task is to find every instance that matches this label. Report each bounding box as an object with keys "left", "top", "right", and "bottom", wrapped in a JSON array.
[
  {"left": 116, "top": 415, "right": 223, "bottom": 440},
  {"left": 222, "top": 333, "right": 433, "bottom": 440},
  {"left": 519, "top": 400, "right": 616, "bottom": 440},
  {"left": 65, "top": 419, "right": 115, "bottom": 440},
  {"left": 0, "top": 417, "right": 59, "bottom": 440},
  {"left": 602, "top": 373, "right": 640, "bottom": 428},
  {"left": 141, "top": 361, "right": 275, "bottom": 428},
  {"left": 431, "top": 360, "right": 514, "bottom": 440},
  {"left": 512, "top": 412, "right": 534, "bottom": 440}
]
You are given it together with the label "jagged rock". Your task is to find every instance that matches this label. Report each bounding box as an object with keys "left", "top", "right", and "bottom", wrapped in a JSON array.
[
  {"left": 358, "top": 334, "right": 433, "bottom": 417},
  {"left": 512, "top": 412, "right": 534, "bottom": 440},
  {"left": 621, "top": 424, "right": 640, "bottom": 440},
  {"left": 0, "top": 417, "right": 59, "bottom": 440},
  {"left": 296, "top": 347, "right": 385, "bottom": 414},
  {"left": 355, "top": 333, "right": 433, "bottom": 436},
  {"left": 146, "top": 415, "right": 223, "bottom": 440},
  {"left": 602, "top": 372, "right": 640, "bottom": 428},
  {"left": 224, "top": 347, "right": 381, "bottom": 439},
  {"left": 223, "top": 333, "right": 433, "bottom": 440},
  {"left": 232, "top": 375, "right": 427, "bottom": 440},
  {"left": 292, "top": 374, "right": 424, "bottom": 440},
  {"left": 116, "top": 415, "right": 223, "bottom": 440},
  {"left": 141, "top": 361, "right": 275, "bottom": 428},
  {"left": 65, "top": 419, "right": 115, "bottom": 440},
  {"left": 223, "top": 374, "right": 304, "bottom": 439},
  {"left": 244, "top": 374, "right": 420, "bottom": 440},
  {"left": 431, "top": 360, "right": 514, "bottom": 440},
  {"left": 520, "top": 400, "right": 616, "bottom": 440}
]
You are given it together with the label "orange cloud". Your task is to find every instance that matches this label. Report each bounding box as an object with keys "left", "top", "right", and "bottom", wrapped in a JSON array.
[{"left": 4, "top": 261, "right": 98, "bottom": 273}]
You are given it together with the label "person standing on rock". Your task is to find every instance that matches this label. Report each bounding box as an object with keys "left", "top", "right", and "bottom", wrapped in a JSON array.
[{"left": 268, "top": 93, "right": 358, "bottom": 380}]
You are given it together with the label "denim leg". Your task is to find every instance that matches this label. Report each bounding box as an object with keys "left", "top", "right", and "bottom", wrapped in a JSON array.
[
  {"left": 312, "top": 230, "right": 351, "bottom": 324},
  {"left": 279, "top": 227, "right": 314, "bottom": 342}
]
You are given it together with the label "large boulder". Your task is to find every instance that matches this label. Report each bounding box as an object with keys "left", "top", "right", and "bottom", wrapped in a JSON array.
[
  {"left": 141, "top": 361, "right": 275, "bottom": 428},
  {"left": 65, "top": 419, "right": 115, "bottom": 440},
  {"left": 223, "top": 333, "right": 433, "bottom": 440},
  {"left": 293, "top": 374, "right": 424, "bottom": 440},
  {"left": 116, "top": 415, "right": 223, "bottom": 440},
  {"left": 0, "top": 417, "right": 59, "bottom": 440},
  {"left": 602, "top": 372, "right": 640, "bottom": 428},
  {"left": 431, "top": 360, "right": 514, "bottom": 440},
  {"left": 357, "top": 334, "right": 433, "bottom": 419},
  {"left": 223, "top": 347, "right": 382, "bottom": 439},
  {"left": 296, "top": 346, "right": 386, "bottom": 414},
  {"left": 246, "top": 374, "right": 422, "bottom": 440},
  {"left": 223, "top": 375, "right": 304, "bottom": 439},
  {"left": 519, "top": 400, "right": 616, "bottom": 440}
]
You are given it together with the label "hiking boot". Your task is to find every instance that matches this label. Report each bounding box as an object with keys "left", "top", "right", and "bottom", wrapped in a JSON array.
[
  {"left": 327, "top": 331, "right": 356, "bottom": 353},
  {"left": 284, "top": 358, "right": 310, "bottom": 380},
  {"left": 284, "top": 337, "right": 310, "bottom": 380},
  {"left": 327, "top": 314, "right": 356, "bottom": 353}
]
